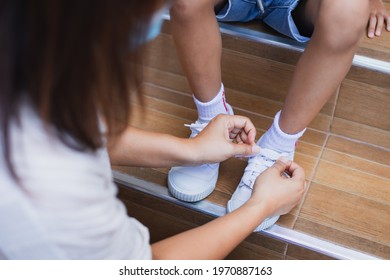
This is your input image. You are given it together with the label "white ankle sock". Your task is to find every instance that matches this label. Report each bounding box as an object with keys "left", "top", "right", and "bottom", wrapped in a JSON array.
[
  {"left": 193, "top": 83, "right": 228, "bottom": 123},
  {"left": 258, "top": 111, "right": 306, "bottom": 153}
]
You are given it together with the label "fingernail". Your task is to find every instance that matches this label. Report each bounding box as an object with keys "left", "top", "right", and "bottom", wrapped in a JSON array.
[
  {"left": 278, "top": 156, "right": 289, "bottom": 164},
  {"left": 251, "top": 145, "right": 261, "bottom": 154},
  {"left": 368, "top": 32, "right": 374, "bottom": 37}
]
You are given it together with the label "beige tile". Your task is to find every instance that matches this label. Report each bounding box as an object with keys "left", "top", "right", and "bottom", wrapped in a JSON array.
[
  {"left": 221, "top": 28, "right": 301, "bottom": 66},
  {"left": 296, "top": 141, "right": 323, "bottom": 158},
  {"left": 221, "top": 50, "right": 336, "bottom": 120},
  {"left": 143, "top": 67, "right": 192, "bottom": 94},
  {"left": 278, "top": 213, "right": 299, "bottom": 229},
  {"left": 326, "top": 135, "right": 390, "bottom": 166},
  {"left": 300, "top": 182, "right": 390, "bottom": 245},
  {"left": 129, "top": 106, "right": 190, "bottom": 137},
  {"left": 217, "top": 158, "right": 247, "bottom": 195},
  {"left": 335, "top": 79, "right": 390, "bottom": 131},
  {"left": 308, "top": 114, "right": 332, "bottom": 133},
  {"left": 331, "top": 117, "right": 390, "bottom": 149},
  {"left": 322, "top": 149, "right": 389, "bottom": 179},
  {"left": 313, "top": 161, "right": 390, "bottom": 203},
  {"left": 322, "top": 90, "right": 339, "bottom": 116},
  {"left": 227, "top": 87, "right": 333, "bottom": 132},
  {"left": 300, "top": 129, "right": 328, "bottom": 148},
  {"left": 227, "top": 88, "right": 283, "bottom": 119},
  {"left": 141, "top": 95, "right": 196, "bottom": 122},
  {"left": 221, "top": 49, "right": 294, "bottom": 103},
  {"left": 207, "top": 190, "right": 233, "bottom": 207},
  {"left": 145, "top": 34, "right": 183, "bottom": 75},
  {"left": 345, "top": 64, "right": 390, "bottom": 90},
  {"left": 295, "top": 217, "right": 390, "bottom": 259}
]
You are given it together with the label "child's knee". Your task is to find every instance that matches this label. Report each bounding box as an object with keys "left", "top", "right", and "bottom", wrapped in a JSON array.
[
  {"left": 316, "top": 0, "right": 369, "bottom": 50},
  {"left": 171, "top": 0, "right": 216, "bottom": 21}
]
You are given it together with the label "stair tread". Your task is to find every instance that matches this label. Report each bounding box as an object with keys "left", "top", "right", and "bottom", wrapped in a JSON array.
[
  {"left": 114, "top": 84, "right": 390, "bottom": 259},
  {"left": 115, "top": 11, "right": 390, "bottom": 259}
]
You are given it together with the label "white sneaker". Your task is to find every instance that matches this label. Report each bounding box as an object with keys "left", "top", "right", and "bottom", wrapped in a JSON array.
[
  {"left": 168, "top": 105, "right": 233, "bottom": 202},
  {"left": 227, "top": 144, "right": 294, "bottom": 231}
]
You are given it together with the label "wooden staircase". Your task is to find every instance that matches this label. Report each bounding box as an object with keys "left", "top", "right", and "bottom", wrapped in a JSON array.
[{"left": 113, "top": 4, "right": 390, "bottom": 259}]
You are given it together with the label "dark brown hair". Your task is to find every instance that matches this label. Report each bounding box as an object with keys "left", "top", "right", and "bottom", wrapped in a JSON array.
[{"left": 0, "top": 0, "right": 166, "bottom": 179}]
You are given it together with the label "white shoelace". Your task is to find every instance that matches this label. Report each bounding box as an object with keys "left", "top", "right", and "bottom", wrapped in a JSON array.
[
  {"left": 185, "top": 121, "right": 208, "bottom": 138},
  {"left": 241, "top": 148, "right": 290, "bottom": 189}
]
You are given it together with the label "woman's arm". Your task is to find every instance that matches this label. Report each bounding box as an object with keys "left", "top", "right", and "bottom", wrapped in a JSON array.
[
  {"left": 151, "top": 159, "right": 306, "bottom": 259},
  {"left": 107, "top": 114, "right": 260, "bottom": 167}
]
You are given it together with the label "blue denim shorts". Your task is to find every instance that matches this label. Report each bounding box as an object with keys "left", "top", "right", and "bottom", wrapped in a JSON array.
[{"left": 216, "top": 0, "right": 310, "bottom": 42}]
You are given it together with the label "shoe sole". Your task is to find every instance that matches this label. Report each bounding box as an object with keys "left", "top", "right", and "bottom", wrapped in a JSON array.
[
  {"left": 168, "top": 174, "right": 216, "bottom": 203},
  {"left": 227, "top": 199, "right": 280, "bottom": 231}
]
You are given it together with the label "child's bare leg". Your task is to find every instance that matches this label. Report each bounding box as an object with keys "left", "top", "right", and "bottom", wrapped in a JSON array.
[
  {"left": 170, "top": 0, "right": 226, "bottom": 103},
  {"left": 228, "top": 0, "right": 370, "bottom": 231},
  {"left": 279, "top": 0, "right": 369, "bottom": 134}
]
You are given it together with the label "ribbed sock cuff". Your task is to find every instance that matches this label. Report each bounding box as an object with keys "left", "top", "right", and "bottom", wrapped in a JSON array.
[
  {"left": 193, "top": 83, "right": 228, "bottom": 123},
  {"left": 258, "top": 111, "right": 306, "bottom": 153}
]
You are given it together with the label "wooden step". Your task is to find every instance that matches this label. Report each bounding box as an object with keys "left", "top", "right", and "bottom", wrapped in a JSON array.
[{"left": 113, "top": 10, "right": 390, "bottom": 259}]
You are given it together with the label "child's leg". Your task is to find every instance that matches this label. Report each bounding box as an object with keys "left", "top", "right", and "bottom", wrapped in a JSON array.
[
  {"left": 170, "top": 0, "right": 226, "bottom": 103},
  {"left": 228, "top": 0, "right": 370, "bottom": 231},
  {"left": 278, "top": 0, "right": 369, "bottom": 134},
  {"left": 259, "top": 0, "right": 369, "bottom": 154}
]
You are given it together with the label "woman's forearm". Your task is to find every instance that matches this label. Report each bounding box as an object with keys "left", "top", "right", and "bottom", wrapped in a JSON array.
[
  {"left": 107, "top": 126, "right": 198, "bottom": 167},
  {"left": 151, "top": 202, "right": 269, "bottom": 260},
  {"left": 107, "top": 114, "right": 260, "bottom": 168},
  {"left": 151, "top": 159, "right": 306, "bottom": 260}
]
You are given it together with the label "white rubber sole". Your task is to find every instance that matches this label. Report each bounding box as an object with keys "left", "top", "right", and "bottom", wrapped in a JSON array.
[{"left": 167, "top": 177, "right": 216, "bottom": 203}]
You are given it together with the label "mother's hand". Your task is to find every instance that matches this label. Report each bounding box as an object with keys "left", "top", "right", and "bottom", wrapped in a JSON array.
[{"left": 189, "top": 114, "right": 261, "bottom": 164}]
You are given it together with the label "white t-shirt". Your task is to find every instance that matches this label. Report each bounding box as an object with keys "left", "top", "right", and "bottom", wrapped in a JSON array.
[{"left": 0, "top": 105, "right": 152, "bottom": 259}]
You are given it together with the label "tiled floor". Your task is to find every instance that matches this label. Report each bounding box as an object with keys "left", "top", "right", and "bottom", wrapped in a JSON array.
[
  {"left": 114, "top": 13, "right": 390, "bottom": 259},
  {"left": 122, "top": 79, "right": 390, "bottom": 258}
]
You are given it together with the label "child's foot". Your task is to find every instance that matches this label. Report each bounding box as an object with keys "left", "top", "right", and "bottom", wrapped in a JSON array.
[
  {"left": 168, "top": 104, "right": 234, "bottom": 202},
  {"left": 227, "top": 143, "right": 294, "bottom": 231}
]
